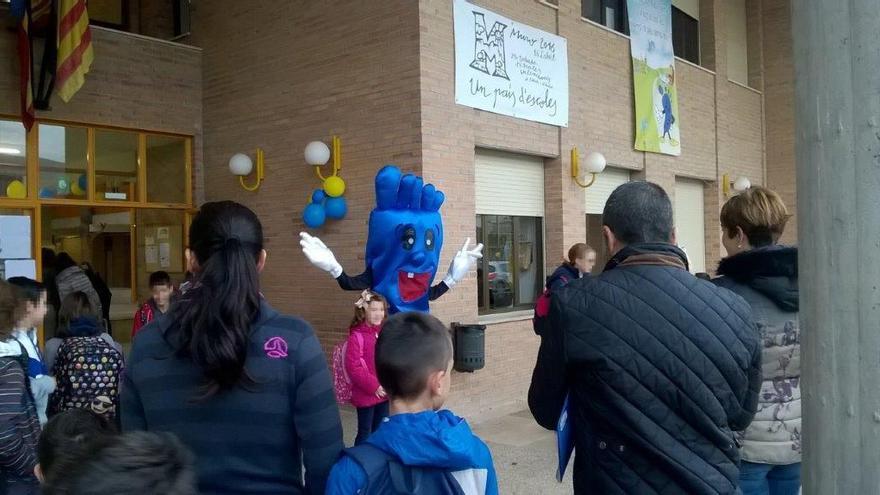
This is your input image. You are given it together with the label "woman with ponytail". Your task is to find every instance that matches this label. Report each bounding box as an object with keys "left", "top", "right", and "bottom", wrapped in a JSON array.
[{"left": 121, "top": 201, "right": 343, "bottom": 495}]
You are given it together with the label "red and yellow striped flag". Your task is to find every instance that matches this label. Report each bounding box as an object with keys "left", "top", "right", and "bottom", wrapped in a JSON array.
[{"left": 56, "top": 0, "right": 94, "bottom": 103}]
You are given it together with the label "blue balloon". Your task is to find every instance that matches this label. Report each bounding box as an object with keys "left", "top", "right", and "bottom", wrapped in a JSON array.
[
  {"left": 303, "top": 202, "right": 326, "bottom": 229},
  {"left": 325, "top": 196, "right": 347, "bottom": 220},
  {"left": 39, "top": 186, "right": 56, "bottom": 198},
  {"left": 311, "top": 189, "right": 326, "bottom": 204},
  {"left": 78, "top": 174, "right": 87, "bottom": 190}
]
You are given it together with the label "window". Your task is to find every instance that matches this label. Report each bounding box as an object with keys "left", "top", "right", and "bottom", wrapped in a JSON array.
[
  {"left": 674, "top": 178, "right": 706, "bottom": 273},
  {"left": 88, "top": 0, "right": 130, "bottom": 31},
  {"left": 95, "top": 129, "right": 139, "bottom": 202},
  {"left": 477, "top": 215, "right": 543, "bottom": 314},
  {"left": 38, "top": 124, "right": 88, "bottom": 200},
  {"left": 582, "top": 0, "right": 629, "bottom": 35},
  {"left": 146, "top": 135, "right": 188, "bottom": 204},
  {"left": 0, "top": 120, "right": 27, "bottom": 199},
  {"left": 672, "top": 6, "right": 700, "bottom": 64}
]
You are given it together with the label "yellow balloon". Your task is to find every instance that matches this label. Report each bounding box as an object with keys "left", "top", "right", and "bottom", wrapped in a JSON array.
[
  {"left": 71, "top": 182, "right": 85, "bottom": 196},
  {"left": 323, "top": 176, "right": 346, "bottom": 198},
  {"left": 5, "top": 180, "right": 26, "bottom": 199}
]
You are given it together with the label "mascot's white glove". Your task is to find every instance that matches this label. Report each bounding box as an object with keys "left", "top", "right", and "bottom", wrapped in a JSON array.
[
  {"left": 299, "top": 232, "right": 344, "bottom": 279},
  {"left": 443, "top": 238, "right": 484, "bottom": 288}
]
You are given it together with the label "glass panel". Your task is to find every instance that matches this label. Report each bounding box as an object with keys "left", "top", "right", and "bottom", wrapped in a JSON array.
[
  {"left": 486, "top": 215, "right": 514, "bottom": 311},
  {"left": 41, "top": 205, "right": 132, "bottom": 340},
  {"left": 0, "top": 120, "right": 28, "bottom": 199},
  {"left": 476, "top": 216, "right": 484, "bottom": 309},
  {"left": 39, "top": 124, "right": 88, "bottom": 200},
  {"left": 135, "top": 209, "right": 186, "bottom": 303},
  {"left": 582, "top": 0, "right": 601, "bottom": 22},
  {"left": 0, "top": 208, "right": 34, "bottom": 281},
  {"left": 515, "top": 217, "right": 542, "bottom": 306},
  {"left": 146, "top": 135, "right": 187, "bottom": 204},
  {"left": 95, "top": 129, "right": 139, "bottom": 202}
]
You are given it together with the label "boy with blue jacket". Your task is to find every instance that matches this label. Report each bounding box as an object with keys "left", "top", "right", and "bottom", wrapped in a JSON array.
[{"left": 326, "top": 312, "right": 498, "bottom": 495}]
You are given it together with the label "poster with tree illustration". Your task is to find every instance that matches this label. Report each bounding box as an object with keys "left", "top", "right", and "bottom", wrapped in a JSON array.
[{"left": 627, "top": 0, "right": 681, "bottom": 156}]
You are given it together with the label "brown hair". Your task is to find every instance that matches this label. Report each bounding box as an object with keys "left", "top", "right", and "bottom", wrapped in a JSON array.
[
  {"left": 720, "top": 186, "right": 791, "bottom": 247},
  {"left": 566, "top": 243, "right": 595, "bottom": 266},
  {"left": 350, "top": 290, "right": 387, "bottom": 328},
  {"left": 58, "top": 291, "right": 100, "bottom": 337},
  {"left": 0, "top": 281, "right": 22, "bottom": 340}
]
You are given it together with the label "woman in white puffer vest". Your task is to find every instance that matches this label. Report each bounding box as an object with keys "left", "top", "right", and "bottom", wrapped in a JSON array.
[{"left": 713, "top": 186, "right": 800, "bottom": 495}]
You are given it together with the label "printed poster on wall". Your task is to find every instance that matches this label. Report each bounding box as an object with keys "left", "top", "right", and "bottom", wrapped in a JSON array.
[
  {"left": 627, "top": 0, "right": 681, "bottom": 155},
  {"left": 453, "top": 0, "right": 569, "bottom": 127}
]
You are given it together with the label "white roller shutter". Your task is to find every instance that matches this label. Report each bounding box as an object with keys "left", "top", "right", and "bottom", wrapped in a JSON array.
[
  {"left": 585, "top": 167, "right": 631, "bottom": 214},
  {"left": 674, "top": 178, "right": 706, "bottom": 273},
  {"left": 475, "top": 149, "right": 545, "bottom": 217}
]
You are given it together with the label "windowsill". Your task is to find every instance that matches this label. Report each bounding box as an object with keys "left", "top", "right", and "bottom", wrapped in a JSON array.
[
  {"left": 91, "top": 26, "right": 202, "bottom": 52},
  {"left": 536, "top": 0, "right": 560, "bottom": 10},
  {"left": 580, "top": 16, "right": 631, "bottom": 41},
  {"left": 727, "top": 78, "right": 762, "bottom": 95},
  {"left": 478, "top": 310, "right": 534, "bottom": 326}
]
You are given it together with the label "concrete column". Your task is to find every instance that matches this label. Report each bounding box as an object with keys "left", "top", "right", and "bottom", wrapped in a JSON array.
[{"left": 793, "top": 1, "right": 880, "bottom": 493}]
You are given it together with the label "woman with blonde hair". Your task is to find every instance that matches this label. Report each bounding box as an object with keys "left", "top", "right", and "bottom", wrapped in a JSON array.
[{"left": 713, "top": 186, "right": 800, "bottom": 495}]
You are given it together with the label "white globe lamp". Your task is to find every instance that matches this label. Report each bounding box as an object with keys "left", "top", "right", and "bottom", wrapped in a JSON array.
[
  {"left": 228, "top": 153, "right": 253, "bottom": 176},
  {"left": 304, "top": 141, "right": 331, "bottom": 166},
  {"left": 733, "top": 176, "right": 751, "bottom": 192},
  {"left": 584, "top": 151, "right": 607, "bottom": 174}
]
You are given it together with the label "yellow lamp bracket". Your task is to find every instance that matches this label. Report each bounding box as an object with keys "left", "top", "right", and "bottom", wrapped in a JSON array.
[
  {"left": 240, "top": 148, "right": 265, "bottom": 192},
  {"left": 314, "top": 136, "right": 342, "bottom": 182},
  {"left": 571, "top": 148, "right": 597, "bottom": 188},
  {"left": 722, "top": 173, "right": 732, "bottom": 197}
]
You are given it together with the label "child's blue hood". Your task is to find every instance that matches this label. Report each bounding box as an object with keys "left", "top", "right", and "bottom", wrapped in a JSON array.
[
  {"left": 326, "top": 409, "right": 498, "bottom": 495},
  {"left": 368, "top": 410, "right": 489, "bottom": 470}
]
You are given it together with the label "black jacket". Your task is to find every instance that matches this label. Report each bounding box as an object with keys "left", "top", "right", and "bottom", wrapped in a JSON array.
[
  {"left": 530, "top": 243, "right": 761, "bottom": 494},
  {"left": 546, "top": 263, "right": 580, "bottom": 292}
]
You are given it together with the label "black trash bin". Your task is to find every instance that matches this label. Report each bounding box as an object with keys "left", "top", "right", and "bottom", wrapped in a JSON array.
[{"left": 451, "top": 322, "right": 486, "bottom": 372}]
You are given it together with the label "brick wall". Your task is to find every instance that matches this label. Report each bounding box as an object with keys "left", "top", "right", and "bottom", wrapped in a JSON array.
[
  {"left": 419, "top": 0, "right": 766, "bottom": 419},
  {"left": 0, "top": 27, "right": 204, "bottom": 203},
  {"left": 192, "top": 0, "right": 769, "bottom": 422},
  {"left": 761, "top": 0, "right": 797, "bottom": 244},
  {"left": 193, "top": 0, "right": 424, "bottom": 353}
]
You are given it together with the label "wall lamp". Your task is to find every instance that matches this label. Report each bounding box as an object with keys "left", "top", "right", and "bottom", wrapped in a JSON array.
[
  {"left": 722, "top": 174, "right": 751, "bottom": 197},
  {"left": 228, "top": 149, "right": 265, "bottom": 192},
  {"left": 571, "top": 148, "right": 607, "bottom": 188}
]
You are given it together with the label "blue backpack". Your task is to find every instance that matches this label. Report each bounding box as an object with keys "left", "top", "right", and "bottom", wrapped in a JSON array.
[{"left": 345, "top": 444, "right": 466, "bottom": 495}]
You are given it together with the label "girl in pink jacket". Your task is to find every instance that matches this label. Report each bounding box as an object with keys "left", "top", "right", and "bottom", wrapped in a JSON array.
[{"left": 345, "top": 290, "right": 388, "bottom": 445}]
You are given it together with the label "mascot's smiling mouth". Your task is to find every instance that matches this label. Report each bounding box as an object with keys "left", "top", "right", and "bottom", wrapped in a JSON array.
[{"left": 398, "top": 271, "right": 431, "bottom": 303}]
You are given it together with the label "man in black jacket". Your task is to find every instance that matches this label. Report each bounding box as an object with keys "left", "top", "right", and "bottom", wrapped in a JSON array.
[{"left": 529, "top": 181, "right": 762, "bottom": 494}]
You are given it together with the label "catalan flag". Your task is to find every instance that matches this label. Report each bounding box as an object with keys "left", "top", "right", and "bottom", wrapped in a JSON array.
[{"left": 56, "top": 0, "right": 93, "bottom": 103}]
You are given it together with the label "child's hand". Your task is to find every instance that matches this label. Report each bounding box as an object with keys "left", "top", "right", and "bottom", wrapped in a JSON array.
[{"left": 375, "top": 386, "right": 387, "bottom": 399}]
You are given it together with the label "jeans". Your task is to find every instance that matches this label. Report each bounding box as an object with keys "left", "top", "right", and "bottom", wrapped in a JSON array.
[
  {"left": 739, "top": 461, "right": 801, "bottom": 495},
  {"left": 355, "top": 401, "right": 389, "bottom": 445}
]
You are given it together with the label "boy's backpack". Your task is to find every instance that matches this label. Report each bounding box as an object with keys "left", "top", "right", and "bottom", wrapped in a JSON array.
[
  {"left": 332, "top": 332, "right": 364, "bottom": 404},
  {"left": 345, "top": 444, "right": 466, "bottom": 495},
  {"left": 533, "top": 275, "right": 568, "bottom": 334},
  {"left": 49, "top": 336, "right": 123, "bottom": 421}
]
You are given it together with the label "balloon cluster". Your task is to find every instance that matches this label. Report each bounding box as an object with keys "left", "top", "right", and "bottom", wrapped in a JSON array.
[
  {"left": 303, "top": 177, "right": 347, "bottom": 229},
  {"left": 38, "top": 174, "right": 87, "bottom": 199}
]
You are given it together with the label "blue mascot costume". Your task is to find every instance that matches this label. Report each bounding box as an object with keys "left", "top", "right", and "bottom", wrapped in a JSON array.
[{"left": 300, "top": 165, "right": 483, "bottom": 314}]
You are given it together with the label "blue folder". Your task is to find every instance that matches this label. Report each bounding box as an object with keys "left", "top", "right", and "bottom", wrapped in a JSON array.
[{"left": 556, "top": 393, "right": 574, "bottom": 482}]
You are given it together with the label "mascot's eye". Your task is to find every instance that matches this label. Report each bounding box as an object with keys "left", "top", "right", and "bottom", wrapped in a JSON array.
[
  {"left": 401, "top": 226, "right": 416, "bottom": 251},
  {"left": 425, "top": 229, "right": 435, "bottom": 250}
]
